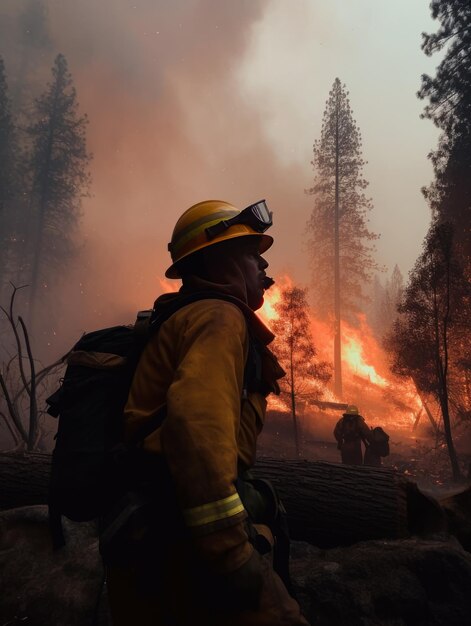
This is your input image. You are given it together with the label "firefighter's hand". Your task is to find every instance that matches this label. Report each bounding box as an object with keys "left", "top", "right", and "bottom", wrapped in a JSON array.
[
  {"left": 207, "top": 549, "right": 264, "bottom": 612},
  {"left": 191, "top": 523, "right": 263, "bottom": 611}
]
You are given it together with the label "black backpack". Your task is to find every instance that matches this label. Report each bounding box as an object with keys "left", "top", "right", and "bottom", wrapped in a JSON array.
[
  {"left": 369, "top": 426, "right": 390, "bottom": 457},
  {"left": 46, "top": 292, "right": 262, "bottom": 546},
  {"left": 46, "top": 311, "right": 154, "bottom": 544}
]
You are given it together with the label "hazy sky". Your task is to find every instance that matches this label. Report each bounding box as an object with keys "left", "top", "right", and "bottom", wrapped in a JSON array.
[
  {"left": 237, "top": 0, "right": 441, "bottom": 278},
  {"left": 1, "top": 0, "right": 442, "bottom": 345}
]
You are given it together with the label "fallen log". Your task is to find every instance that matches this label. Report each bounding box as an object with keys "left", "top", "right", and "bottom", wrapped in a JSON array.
[
  {"left": 0, "top": 452, "right": 466, "bottom": 549},
  {"left": 254, "top": 457, "right": 411, "bottom": 546},
  {"left": 0, "top": 452, "right": 51, "bottom": 508},
  {"left": 253, "top": 457, "right": 452, "bottom": 547}
]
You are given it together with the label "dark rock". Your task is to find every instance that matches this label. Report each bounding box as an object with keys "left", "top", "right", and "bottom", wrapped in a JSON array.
[
  {"left": 0, "top": 506, "right": 109, "bottom": 626},
  {"left": 291, "top": 538, "right": 471, "bottom": 626}
]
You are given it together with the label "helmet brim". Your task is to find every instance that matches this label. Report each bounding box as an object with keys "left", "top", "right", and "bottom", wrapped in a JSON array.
[{"left": 165, "top": 231, "right": 273, "bottom": 279}]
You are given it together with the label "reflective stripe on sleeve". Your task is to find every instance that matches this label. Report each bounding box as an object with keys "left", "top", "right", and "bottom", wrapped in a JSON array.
[{"left": 183, "top": 493, "right": 245, "bottom": 528}]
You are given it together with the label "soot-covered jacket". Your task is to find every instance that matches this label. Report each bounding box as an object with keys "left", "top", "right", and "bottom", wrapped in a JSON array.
[{"left": 123, "top": 294, "right": 284, "bottom": 574}]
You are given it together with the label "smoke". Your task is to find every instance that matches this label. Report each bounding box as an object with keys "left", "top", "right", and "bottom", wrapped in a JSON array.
[{"left": 0, "top": 0, "right": 316, "bottom": 356}]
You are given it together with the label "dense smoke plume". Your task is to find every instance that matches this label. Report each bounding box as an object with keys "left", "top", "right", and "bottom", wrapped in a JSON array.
[{"left": 1, "top": 0, "right": 318, "bottom": 357}]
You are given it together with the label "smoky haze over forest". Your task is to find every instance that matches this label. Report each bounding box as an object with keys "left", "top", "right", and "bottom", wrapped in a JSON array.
[{"left": 0, "top": 0, "right": 439, "bottom": 357}]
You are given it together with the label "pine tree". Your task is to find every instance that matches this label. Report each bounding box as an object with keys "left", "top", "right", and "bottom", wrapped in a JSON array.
[
  {"left": 271, "top": 286, "right": 331, "bottom": 457},
  {"left": 25, "top": 54, "right": 91, "bottom": 327},
  {"left": 418, "top": 0, "right": 471, "bottom": 261},
  {"left": 306, "top": 78, "right": 379, "bottom": 397},
  {"left": 0, "top": 57, "right": 19, "bottom": 299},
  {"left": 385, "top": 223, "right": 469, "bottom": 481}
]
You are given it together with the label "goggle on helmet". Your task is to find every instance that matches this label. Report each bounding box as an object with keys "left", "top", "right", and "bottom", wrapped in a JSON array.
[{"left": 166, "top": 199, "right": 273, "bottom": 279}]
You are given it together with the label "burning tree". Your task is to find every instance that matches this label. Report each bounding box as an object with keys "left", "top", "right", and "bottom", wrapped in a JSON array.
[
  {"left": 307, "top": 78, "right": 380, "bottom": 398},
  {"left": 25, "top": 54, "right": 91, "bottom": 329},
  {"left": 385, "top": 223, "right": 470, "bottom": 481},
  {"left": 271, "top": 285, "right": 331, "bottom": 457}
]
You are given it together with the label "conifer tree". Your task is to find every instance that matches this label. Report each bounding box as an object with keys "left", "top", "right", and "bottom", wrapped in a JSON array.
[
  {"left": 307, "top": 78, "right": 379, "bottom": 397},
  {"left": 26, "top": 54, "right": 91, "bottom": 326},
  {"left": 272, "top": 286, "right": 331, "bottom": 457},
  {"left": 418, "top": 0, "right": 471, "bottom": 261}
]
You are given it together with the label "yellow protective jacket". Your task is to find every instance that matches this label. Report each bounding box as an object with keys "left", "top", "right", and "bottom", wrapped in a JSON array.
[{"left": 124, "top": 295, "right": 283, "bottom": 574}]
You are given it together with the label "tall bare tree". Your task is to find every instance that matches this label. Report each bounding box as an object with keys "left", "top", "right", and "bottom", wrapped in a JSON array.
[
  {"left": 25, "top": 54, "right": 91, "bottom": 329},
  {"left": 307, "top": 78, "right": 379, "bottom": 397},
  {"left": 271, "top": 286, "right": 331, "bottom": 457}
]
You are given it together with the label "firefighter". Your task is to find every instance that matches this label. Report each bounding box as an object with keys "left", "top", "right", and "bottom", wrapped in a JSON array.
[
  {"left": 334, "top": 405, "right": 372, "bottom": 465},
  {"left": 107, "top": 199, "right": 310, "bottom": 625}
]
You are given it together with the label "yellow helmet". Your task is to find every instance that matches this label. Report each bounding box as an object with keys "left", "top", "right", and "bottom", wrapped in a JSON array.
[
  {"left": 344, "top": 405, "right": 359, "bottom": 416},
  {"left": 166, "top": 199, "right": 273, "bottom": 278}
]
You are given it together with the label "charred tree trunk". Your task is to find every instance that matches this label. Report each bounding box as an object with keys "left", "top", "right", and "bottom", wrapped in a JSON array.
[
  {"left": 255, "top": 458, "right": 411, "bottom": 546},
  {"left": 0, "top": 453, "right": 456, "bottom": 549}
]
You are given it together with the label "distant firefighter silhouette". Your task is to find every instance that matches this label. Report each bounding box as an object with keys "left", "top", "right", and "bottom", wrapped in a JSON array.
[
  {"left": 364, "top": 426, "right": 390, "bottom": 467},
  {"left": 334, "top": 405, "right": 372, "bottom": 466}
]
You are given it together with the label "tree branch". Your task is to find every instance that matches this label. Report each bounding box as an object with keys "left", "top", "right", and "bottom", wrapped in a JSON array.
[
  {"left": 0, "top": 284, "right": 31, "bottom": 396},
  {"left": 18, "top": 316, "right": 37, "bottom": 451}
]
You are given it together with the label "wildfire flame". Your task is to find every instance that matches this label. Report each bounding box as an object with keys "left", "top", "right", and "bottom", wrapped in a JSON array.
[
  {"left": 342, "top": 322, "right": 387, "bottom": 387},
  {"left": 258, "top": 275, "right": 420, "bottom": 429},
  {"left": 259, "top": 284, "right": 281, "bottom": 322}
]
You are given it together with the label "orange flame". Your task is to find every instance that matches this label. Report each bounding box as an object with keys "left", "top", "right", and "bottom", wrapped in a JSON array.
[
  {"left": 158, "top": 278, "right": 179, "bottom": 293},
  {"left": 259, "top": 285, "right": 281, "bottom": 324},
  {"left": 259, "top": 275, "right": 294, "bottom": 326},
  {"left": 342, "top": 321, "right": 388, "bottom": 387},
  {"left": 257, "top": 276, "right": 421, "bottom": 429}
]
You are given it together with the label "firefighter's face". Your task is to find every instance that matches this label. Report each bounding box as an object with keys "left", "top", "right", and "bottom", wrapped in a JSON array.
[
  {"left": 198, "top": 235, "right": 271, "bottom": 310},
  {"left": 236, "top": 238, "right": 269, "bottom": 311}
]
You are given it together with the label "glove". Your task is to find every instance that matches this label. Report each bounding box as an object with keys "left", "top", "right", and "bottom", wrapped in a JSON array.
[
  {"left": 202, "top": 548, "right": 264, "bottom": 612},
  {"left": 191, "top": 523, "right": 264, "bottom": 612}
]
